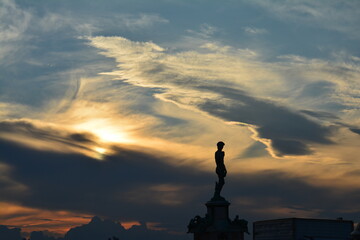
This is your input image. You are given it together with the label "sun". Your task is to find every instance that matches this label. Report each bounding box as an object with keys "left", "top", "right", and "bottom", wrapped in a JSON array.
[
  {"left": 92, "top": 127, "right": 129, "bottom": 143},
  {"left": 94, "top": 147, "right": 107, "bottom": 154},
  {"left": 74, "top": 119, "right": 133, "bottom": 144}
]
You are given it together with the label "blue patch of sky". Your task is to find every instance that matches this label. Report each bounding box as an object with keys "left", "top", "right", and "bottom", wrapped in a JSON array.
[{"left": 14, "top": 0, "right": 360, "bottom": 60}]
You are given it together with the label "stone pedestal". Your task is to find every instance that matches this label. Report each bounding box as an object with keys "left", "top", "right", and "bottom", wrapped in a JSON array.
[
  {"left": 351, "top": 223, "right": 360, "bottom": 240},
  {"left": 188, "top": 198, "right": 248, "bottom": 240}
]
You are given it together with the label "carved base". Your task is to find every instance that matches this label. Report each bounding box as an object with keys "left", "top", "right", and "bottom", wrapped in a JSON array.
[
  {"left": 194, "top": 231, "right": 244, "bottom": 240},
  {"left": 188, "top": 198, "right": 248, "bottom": 240}
]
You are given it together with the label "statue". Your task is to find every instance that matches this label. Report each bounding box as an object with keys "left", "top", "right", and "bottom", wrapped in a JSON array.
[
  {"left": 213, "top": 141, "right": 227, "bottom": 200},
  {"left": 231, "top": 215, "right": 249, "bottom": 234},
  {"left": 188, "top": 141, "right": 249, "bottom": 239},
  {"left": 187, "top": 214, "right": 213, "bottom": 233}
]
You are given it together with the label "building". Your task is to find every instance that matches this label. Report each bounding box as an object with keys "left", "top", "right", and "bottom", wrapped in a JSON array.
[{"left": 253, "top": 218, "right": 354, "bottom": 240}]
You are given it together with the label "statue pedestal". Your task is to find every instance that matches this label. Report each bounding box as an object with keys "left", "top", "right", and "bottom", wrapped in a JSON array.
[
  {"left": 188, "top": 198, "right": 248, "bottom": 240},
  {"left": 205, "top": 200, "right": 230, "bottom": 232}
]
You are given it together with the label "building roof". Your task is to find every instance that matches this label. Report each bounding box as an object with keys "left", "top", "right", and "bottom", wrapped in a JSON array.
[{"left": 254, "top": 217, "right": 353, "bottom": 224}]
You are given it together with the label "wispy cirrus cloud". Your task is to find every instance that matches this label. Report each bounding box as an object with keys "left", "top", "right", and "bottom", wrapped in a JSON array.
[
  {"left": 186, "top": 23, "right": 219, "bottom": 39},
  {"left": 249, "top": 0, "right": 360, "bottom": 39},
  {"left": 0, "top": 0, "right": 32, "bottom": 63},
  {"left": 113, "top": 13, "right": 169, "bottom": 30},
  {"left": 244, "top": 27, "right": 268, "bottom": 35},
  {"left": 87, "top": 36, "right": 360, "bottom": 159},
  {"left": 0, "top": 0, "right": 170, "bottom": 113}
]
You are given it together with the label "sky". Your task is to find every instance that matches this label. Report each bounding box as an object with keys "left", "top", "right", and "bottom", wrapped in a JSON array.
[{"left": 0, "top": 0, "right": 360, "bottom": 239}]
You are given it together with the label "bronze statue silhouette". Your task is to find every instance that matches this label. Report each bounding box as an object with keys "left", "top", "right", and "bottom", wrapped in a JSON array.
[
  {"left": 213, "top": 141, "right": 227, "bottom": 200},
  {"left": 188, "top": 141, "right": 249, "bottom": 237}
]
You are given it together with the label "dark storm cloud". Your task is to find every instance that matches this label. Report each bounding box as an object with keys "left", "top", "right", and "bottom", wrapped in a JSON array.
[
  {"left": 227, "top": 170, "right": 330, "bottom": 207},
  {"left": 0, "top": 120, "right": 97, "bottom": 149},
  {"left": 193, "top": 86, "right": 333, "bottom": 156},
  {"left": 226, "top": 170, "right": 360, "bottom": 224},
  {"left": 0, "top": 135, "right": 211, "bottom": 233},
  {"left": 350, "top": 128, "right": 360, "bottom": 135},
  {"left": 1, "top": 123, "right": 359, "bottom": 235},
  {"left": 68, "top": 133, "right": 94, "bottom": 143},
  {"left": 271, "top": 139, "right": 312, "bottom": 156}
]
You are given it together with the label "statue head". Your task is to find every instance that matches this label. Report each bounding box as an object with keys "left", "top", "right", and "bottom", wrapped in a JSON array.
[{"left": 217, "top": 141, "right": 225, "bottom": 150}]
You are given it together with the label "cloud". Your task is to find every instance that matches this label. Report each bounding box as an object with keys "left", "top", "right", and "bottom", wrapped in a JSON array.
[
  {"left": 87, "top": 36, "right": 360, "bottom": 157},
  {"left": 0, "top": 202, "right": 92, "bottom": 236},
  {"left": 227, "top": 170, "right": 360, "bottom": 221},
  {"left": 244, "top": 27, "right": 268, "bottom": 35},
  {"left": 113, "top": 13, "right": 169, "bottom": 31},
  {"left": 0, "top": 119, "right": 103, "bottom": 158},
  {"left": 0, "top": 128, "right": 211, "bottom": 221},
  {"left": 186, "top": 23, "right": 219, "bottom": 39},
  {"left": 0, "top": 127, "right": 214, "bottom": 236},
  {"left": 194, "top": 85, "right": 333, "bottom": 156},
  {"left": 64, "top": 216, "right": 187, "bottom": 240},
  {"left": 300, "top": 110, "right": 339, "bottom": 121},
  {"left": 0, "top": 163, "right": 27, "bottom": 201},
  {"left": 2, "top": 29, "right": 356, "bottom": 195},
  {"left": 350, "top": 128, "right": 360, "bottom": 135},
  {"left": 0, "top": 0, "right": 32, "bottom": 63},
  {"left": 249, "top": 0, "right": 360, "bottom": 39},
  {"left": 2, "top": 0, "right": 358, "bottom": 159},
  {"left": 0, "top": 0, "right": 31, "bottom": 42},
  {"left": 1, "top": 122, "right": 359, "bottom": 237},
  {"left": 0, "top": 1, "right": 359, "bottom": 239},
  {"left": 0, "top": 0, "right": 170, "bottom": 119}
]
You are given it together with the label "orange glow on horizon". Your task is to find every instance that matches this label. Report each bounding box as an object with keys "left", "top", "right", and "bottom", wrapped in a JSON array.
[
  {"left": 0, "top": 202, "right": 92, "bottom": 236},
  {"left": 121, "top": 221, "right": 141, "bottom": 230}
]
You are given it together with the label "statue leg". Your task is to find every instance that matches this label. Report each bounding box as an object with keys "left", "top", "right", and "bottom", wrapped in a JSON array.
[
  {"left": 218, "top": 177, "right": 224, "bottom": 193},
  {"left": 214, "top": 177, "right": 225, "bottom": 199}
]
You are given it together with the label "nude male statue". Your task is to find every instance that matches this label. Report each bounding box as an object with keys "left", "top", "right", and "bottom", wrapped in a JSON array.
[{"left": 214, "top": 141, "right": 227, "bottom": 199}]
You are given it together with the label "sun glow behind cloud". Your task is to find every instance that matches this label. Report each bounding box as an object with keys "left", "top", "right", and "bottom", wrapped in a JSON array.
[{"left": 74, "top": 119, "right": 133, "bottom": 144}]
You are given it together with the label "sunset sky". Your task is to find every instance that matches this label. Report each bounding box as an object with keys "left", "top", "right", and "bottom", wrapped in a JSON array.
[{"left": 1, "top": 0, "right": 360, "bottom": 238}]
